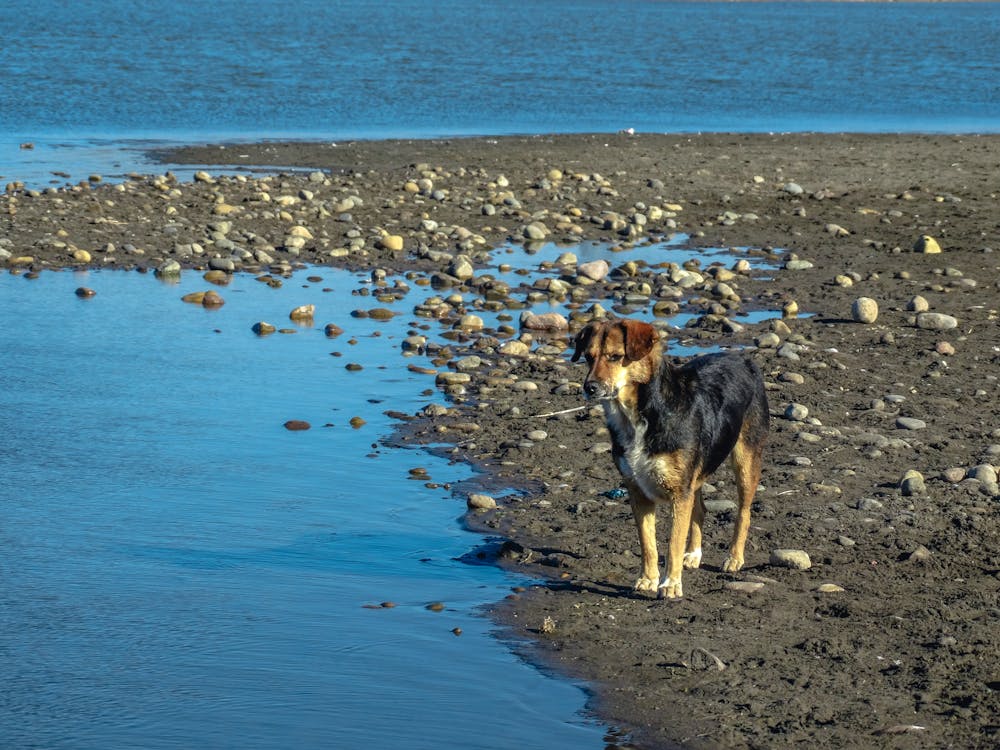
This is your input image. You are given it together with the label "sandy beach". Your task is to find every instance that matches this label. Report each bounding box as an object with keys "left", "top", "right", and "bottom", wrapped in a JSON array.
[{"left": 4, "top": 132, "right": 999, "bottom": 749}]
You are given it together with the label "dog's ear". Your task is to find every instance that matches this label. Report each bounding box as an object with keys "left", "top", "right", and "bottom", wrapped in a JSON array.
[
  {"left": 571, "top": 324, "right": 595, "bottom": 362},
  {"left": 621, "top": 319, "right": 658, "bottom": 362}
]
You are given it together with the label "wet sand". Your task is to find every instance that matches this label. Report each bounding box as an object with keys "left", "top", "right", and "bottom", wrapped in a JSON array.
[{"left": 4, "top": 133, "right": 999, "bottom": 749}]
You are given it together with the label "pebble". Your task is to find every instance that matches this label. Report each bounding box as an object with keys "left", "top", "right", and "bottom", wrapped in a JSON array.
[
  {"left": 935, "top": 341, "right": 955, "bottom": 355},
  {"left": 725, "top": 581, "right": 765, "bottom": 593},
  {"left": 906, "top": 295, "right": 929, "bottom": 312},
  {"left": 784, "top": 259, "right": 814, "bottom": 271},
  {"left": 289, "top": 304, "right": 315, "bottom": 321},
  {"left": 755, "top": 332, "right": 781, "bottom": 348},
  {"left": 915, "top": 312, "right": 958, "bottom": 330},
  {"left": 784, "top": 403, "right": 809, "bottom": 421},
  {"left": 896, "top": 417, "right": 926, "bottom": 430},
  {"left": 379, "top": 235, "right": 404, "bottom": 251},
  {"left": 969, "top": 464, "right": 998, "bottom": 485},
  {"left": 900, "top": 469, "right": 926, "bottom": 496},
  {"left": 782, "top": 182, "right": 804, "bottom": 195},
  {"left": 252, "top": 321, "right": 276, "bottom": 335},
  {"left": 851, "top": 297, "right": 879, "bottom": 324},
  {"left": 349, "top": 416, "right": 366, "bottom": 428},
  {"left": 467, "top": 493, "right": 497, "bottom": 510},
  {"left": 74, "top": 286, "right": 96, "bottom": 298},
  {"left": 856, "top": 497, "right": 883, "bottom": 511},
  {"left": 425, "top": 602, "right": 446, "bottom": 612},
  {"left": 914, "top": 234, "right": 941, "bottom": 254},
  {"left": 815, "top": 583, "right": 845, "bottom": 594},
  {"left": 526, "top": 430, "right": 548, "bottom": 441},
  {"left": 520, "top": 312, "right": 568, "bottom": 331},
  {"left": 283, "top": 420, "right": 311, "bottom": 431},
  {"left": 942, "top": 467, "right": 967, "bottom": 483},
  {"left": 577, "top": 259, "right": 609, "bottom": 281},
  {"left": 769, "top": 549, "right": 812, "bottom": 570},
  {"left": 201, "top": 290, "right": 225, "bottom": 308}
]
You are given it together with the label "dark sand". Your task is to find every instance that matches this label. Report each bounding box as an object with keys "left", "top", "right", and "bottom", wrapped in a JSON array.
[{"left": 4, "top": 133, "right": 999, "bottom": 748}]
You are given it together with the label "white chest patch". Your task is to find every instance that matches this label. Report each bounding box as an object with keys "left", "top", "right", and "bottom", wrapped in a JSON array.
[{"left": 603, "top": 401, "right": 666, "bottom": 501}]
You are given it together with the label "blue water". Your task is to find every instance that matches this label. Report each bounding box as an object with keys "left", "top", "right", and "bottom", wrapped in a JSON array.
[
  {"left": 0, "top": 264, "right": 610, "bottom": 749},
  {"left": 2, "top": 1, "right": 999, "bottom": 186},
  {"left": 0, "top": 241, "right": 776, "bottom": 748}
]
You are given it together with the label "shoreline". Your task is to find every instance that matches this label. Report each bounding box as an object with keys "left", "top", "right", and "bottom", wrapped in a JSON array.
[{"left": 4, "top": 132, "right": 999, "bottom": 748}]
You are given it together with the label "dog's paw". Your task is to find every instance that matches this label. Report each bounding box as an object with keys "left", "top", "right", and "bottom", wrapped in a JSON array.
[
  {"left": 722, "top": 555, "right": 744, "bottom": 573},
  {"left": 634, "top": 576, "right": 659, "bottom": 593},
  {"left": 682, "top": 548, "right": 702, "bottom": 569},
  {"left": 657, "top": 577, "right": 683, "bottom": 600}
]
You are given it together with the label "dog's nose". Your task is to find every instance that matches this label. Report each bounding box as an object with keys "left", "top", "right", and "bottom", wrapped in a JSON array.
[{"left": 584, "top": 380, "right": 602, "bottom": 398}]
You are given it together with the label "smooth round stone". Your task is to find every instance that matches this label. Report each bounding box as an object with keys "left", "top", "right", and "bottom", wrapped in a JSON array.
[
  {"left": 283, "top": 420, "right": 311, "bottom": 431},
  {"left": 916, "top": 312, "right": 957, "bottom": 330},
  {"left": 379, "top": 235, "right": 404, "bottom": 251},
  {"left": 815, "top": 583, "right": 846, "bottom": 593},
  {"left": 896, "top": 417, "right": 927, "bottom": 430},
  {"left": 785, "top": 403, "right": 809, "bottom": 422},
  {"left": 907, "top": 295, "right": 930, "bottom": 312},
  {"left": 289, "top": 304, "right": 315, "bottom": 321},
  {"left": 851, "top": 297, "right": 879, "bottom": 324},
  {"left": 526, "top": 430, "right": 548, "bottom": 442},
  {"left": 900, "top": 470, "right": 926, "bottom": 496},
  {"left": 769, "top": 549, "right": 812, "bottom": 570},
  {"left": 467, "top": 493, "right": 496, "bottom": 510},
  {"left": 725, "top": 581, "right": 765, "bottom": 593},
  {"left": 201, "top": 290, "right": 225, "bottom": 307},
  {"left": 784, "top": 259, "right": 814, "bottom": 270},
  {"left": 252, "top": 321, "right": 276, "bottom": 335},
  {"left": 74, "top": 286, "right": 96, "bottom": 298}
]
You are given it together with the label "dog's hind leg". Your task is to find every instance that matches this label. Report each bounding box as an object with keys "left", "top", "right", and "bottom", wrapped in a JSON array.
[
  {"left": 628, "top": 487, "right": 659, "bottom": 593},
  {"left": 682, "top": 489, "right": 705, "bottom": 569},
  {"left": 723, "top": 429, "right": 765, "bottom": 573}
]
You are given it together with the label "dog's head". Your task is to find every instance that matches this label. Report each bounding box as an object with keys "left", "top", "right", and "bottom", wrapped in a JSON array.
[{"left": 571, "top": 318, "right": 661, "bottom": 401}]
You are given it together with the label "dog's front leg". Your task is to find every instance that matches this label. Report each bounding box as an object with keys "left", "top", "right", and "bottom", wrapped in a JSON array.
[
  {"left": 659, "top": 490, "right": 695, "bottom": 599},
  {"left": 628, "top": 488, "right": 659, "bottom": 592}
]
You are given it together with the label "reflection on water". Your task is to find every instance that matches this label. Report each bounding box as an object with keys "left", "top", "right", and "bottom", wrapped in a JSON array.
[{"left": 0, "top": 241, "right": 776, "bottom": 749}]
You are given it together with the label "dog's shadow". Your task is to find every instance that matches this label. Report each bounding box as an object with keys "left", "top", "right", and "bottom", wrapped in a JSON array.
[{"left": 552, "top": 563, "right": 769, "bottom": 601}]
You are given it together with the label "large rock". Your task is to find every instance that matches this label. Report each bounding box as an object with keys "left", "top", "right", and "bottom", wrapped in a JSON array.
[{"left": 520, "top": 312, "right": 569, "bottom": 331}]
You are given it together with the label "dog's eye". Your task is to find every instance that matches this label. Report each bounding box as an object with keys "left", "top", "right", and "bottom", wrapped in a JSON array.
[{"left": 606, "top": 353, "right": 624, "bottom": 363}]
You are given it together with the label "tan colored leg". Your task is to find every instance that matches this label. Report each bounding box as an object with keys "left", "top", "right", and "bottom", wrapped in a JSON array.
[
  {"left": 659, "top": 490, "right": 695, "bottom": 599},
  {"left": 683, "top": 489, "right": 705, "bottom": 569},
  {"left": 628, "top": 488, "right": 659, "bottom": 592},
  {"left": 723, "top": 435, "right": 764, "bottom": 573}
]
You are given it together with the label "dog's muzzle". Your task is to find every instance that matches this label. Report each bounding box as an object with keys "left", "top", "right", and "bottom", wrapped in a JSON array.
[{"left": 584, "top": 380, "right": 614, "bottom": 400}]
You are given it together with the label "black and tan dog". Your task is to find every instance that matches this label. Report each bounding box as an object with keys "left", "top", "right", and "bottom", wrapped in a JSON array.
[{"left": 572, "top": 318, "right": 769, "bottom": 599}]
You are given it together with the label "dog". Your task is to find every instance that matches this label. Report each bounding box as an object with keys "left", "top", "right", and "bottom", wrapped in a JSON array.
[{"left": 572, "top": 318, "right": 769, "bottom": 599}]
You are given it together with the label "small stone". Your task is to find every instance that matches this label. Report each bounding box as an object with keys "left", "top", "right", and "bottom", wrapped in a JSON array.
[
  {"left": 906, "top": 295, "right": 929, "bottom": 312},
  {"left": 755, "top": 332, "right": 781, "bottom": 348},
  {"left": 72, "top": 249, "right": 92, "bottom": 263},
  {"left": 252, "top": 321, "right": 276, "bottom": 336},
  {"left": 499, "top": 340, "right": 531, "bottom": 356},
  {"left": 851, "top": 297, "right": 879, "bottom": 324},
  {"left": 782, "top": 182, "right": 804, "bottom": 195},
  {"left": 915, "top": 312, "right": 958, "bottom": 331},
  {"left": 896, "top": 417, "right": 926, "bottom": 430},
  {"left": 900, "top": 469, "right": 926, "bottom": 496},
  {"left": 467, "top": 493, "right": 497, "bottom": 510},
  {"left": 74, "top": 286, "right": 96, "bottom": 298},
  {"left": 379, "top": 235, "right": 404, "bottom": 252},
  {"left": 769, "top": 549, "right": 811, "bottom": 570},
  {"left": 969, "top": 464, "right": 998, "bottom": 485},
  {"left": 784, "top": 259, "right": 814, "bottom": 271},
  {"left": 526, "top": 430, "right": 548, "bottom": 441},
  {"left": 914, "top": 235, "right": 941, "bottom": 254},
  {"left": 349, "top": 416, "right": 366, "bottom": 428},
  {"left": 577, "top": 259, "right": 609, "bottom": 282},
  {"left": 289, "top": 304, "right": 315, "bottom": 322},
  {"left": 935, "top": 341, "right": 955, "bottom": 355},
  {"left": 201, "top": 290, "right": 225, "bottom": 308},
  {"left": 456, "top": 314, "right": 484, "bottom": 330},
  {"left": 425, "top": 602, "right": 445, "bottom": 612},
  {"left": 855, "top": 497, "right": 883, "bottom": 512},
  {"left": 520, "top": 312, "right": 568, "bottom": 331},
  {"left": 284, "top": 420, "right": 311, "bottom": 431},
  {"left": 942, "top": 467, "right": 966, "bottom": 483},
  {"left": 784, "top": 403, "right": 809, "bottom": 422},
  {"left": 324, "top": 323, "right": 344, "bottom": 337},
  {"left": 815, "top": 583, "right": 845, "bottom": 593},
  {"left": 725, "top": 581, "right": 765, "bottom": 593},
  {"left": 908, "top": 545, "right": 933, "bottom": 563}
]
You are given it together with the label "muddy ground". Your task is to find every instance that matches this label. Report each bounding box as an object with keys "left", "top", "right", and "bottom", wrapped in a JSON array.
[{"left": 3, "top": 133, "right": 999, "bottom": 749}]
